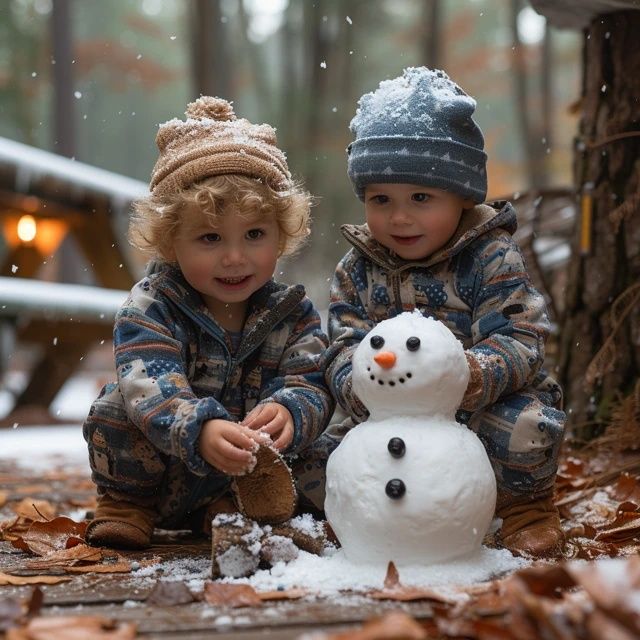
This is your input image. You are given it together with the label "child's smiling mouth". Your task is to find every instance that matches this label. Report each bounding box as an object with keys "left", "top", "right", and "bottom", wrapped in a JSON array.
[
  {"left": 216, "top": 276, "right": 252, "bottom": 288},
  {"left": 391, "top": 235, "right": 422, "bottom": 245}
]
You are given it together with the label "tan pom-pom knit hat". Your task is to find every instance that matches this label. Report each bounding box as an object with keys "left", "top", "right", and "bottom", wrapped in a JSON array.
[{"left": 149, "top": 96, "right": 292, "bottom": 196}]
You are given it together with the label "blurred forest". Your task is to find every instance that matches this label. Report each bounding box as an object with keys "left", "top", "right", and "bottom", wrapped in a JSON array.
[{"left": 0, "top": 0, "right": 581, "bottom": 305}]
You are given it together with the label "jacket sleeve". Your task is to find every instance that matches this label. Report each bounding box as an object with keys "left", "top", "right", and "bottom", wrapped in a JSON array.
[
  {"left": 257, "top": 297, "right": 335, "bottom": 453},
  {"left": 461, "top": 233, "right": 550, "bottom": 412},
  {"left": 114, "top": 295, "right": 232, "bottom": 476},
  {"left": 323, "top": 252, "right": 374, "bottom": 423}
]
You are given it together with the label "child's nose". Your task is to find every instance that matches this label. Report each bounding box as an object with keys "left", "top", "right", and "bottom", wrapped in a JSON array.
[
  {"left": 389, "top": 207, "right": 411, "bottom": 224},
  {"left": 221, "top": 247, "right": 247, "bottom": 266}
]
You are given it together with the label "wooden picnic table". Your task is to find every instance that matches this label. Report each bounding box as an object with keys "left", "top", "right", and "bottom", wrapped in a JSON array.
[{"left": 0, "top": 137, "right": 145, "bottom": 423}]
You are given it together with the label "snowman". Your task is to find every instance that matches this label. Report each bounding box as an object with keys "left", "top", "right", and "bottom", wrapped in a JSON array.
[{"left": 325, "top": 311, "right": 496, "bottom": 566}]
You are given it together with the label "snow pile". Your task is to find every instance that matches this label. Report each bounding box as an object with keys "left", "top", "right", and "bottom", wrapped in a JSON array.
[{"left": 228, "top": 546, "right": 527, "bottom": 595}]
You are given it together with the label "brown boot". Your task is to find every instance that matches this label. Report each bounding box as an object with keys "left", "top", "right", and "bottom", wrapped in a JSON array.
[
  {"left": 85, "top": 493, "right": 155, "bottom": 550},
  {"left": 201, "top": 494, "right": 238, "bottom": 536},
  {"left": 496, "top": 490, "right": 565, "bottom": 559}
]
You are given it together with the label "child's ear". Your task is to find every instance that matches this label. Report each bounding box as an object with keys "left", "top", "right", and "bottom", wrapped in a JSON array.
[{"left": 462, "top": 198, "right": 475, "bottom": 210}]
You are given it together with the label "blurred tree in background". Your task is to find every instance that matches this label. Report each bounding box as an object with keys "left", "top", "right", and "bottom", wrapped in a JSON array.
[{"left": 0, "top": 0, "right": 581, "bottom": 304}]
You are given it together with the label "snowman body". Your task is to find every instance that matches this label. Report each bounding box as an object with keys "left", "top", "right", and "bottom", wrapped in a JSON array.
[{"left": 325, "top": 311, "right": 496, "bottom": 566}]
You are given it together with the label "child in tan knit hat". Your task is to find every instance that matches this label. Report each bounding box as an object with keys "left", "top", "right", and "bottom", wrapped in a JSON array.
[{"left": 82, "top": 97, "right": 334, "bottom": 550}]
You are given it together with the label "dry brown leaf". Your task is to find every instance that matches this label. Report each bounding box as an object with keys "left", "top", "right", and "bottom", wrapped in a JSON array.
[
  {"left": 25, "top": 544, "right": 102, "bottom": 570},
  {"left": 257, "top": 588, "right": 307, "bottom": 601},
  {"left": 596, "top": 516, "right": 640, "bottom": 543},
  {"left": 324, "top": 611, "right": 428, "bottom": 639},
  {"left": 12, "top": 499, "right": 56, "bottom": 522},
  {"left": 18, "top": 517, "right": 87, "bottom": 556},
  {"left": 0, "top": 490, "right": 8, "bottom": 508},
  {"left": 512, "top": 565, "right": 577, "bottom": 598},
  {"left": 611, "top": 473, "right": 640, "bottom": 503},
  {"left": 567, "top": 556, "right": 640, "bottom": 612},
  {"left": 586, "top": 608, "right": 639, "bottom": 640},
  {"left": 6, "top": 615, "right": 137, "bottom": 639},
  {"left": 383, "top": 561, "right": 400, "bottom": 589},
  {"left": 145, "top": 580, "right": 195, "bottom": 606},
  {"left": 0, "top": 517, "right": 28, "bottom": 544},
  {"left": 0, "top": 573, "right": 71, "bottom": 586},
  {"left": 65, "top": 559, "right": 132, "bottom": 574},
  {"left": 203, "top": 582, "right": 262, "bottom": 608},
  {"left": 25, "top": 589, "right": 43, "bottom": 618},
  {"left": 368, "top": 561, "right": 464, "bottom": 605}
]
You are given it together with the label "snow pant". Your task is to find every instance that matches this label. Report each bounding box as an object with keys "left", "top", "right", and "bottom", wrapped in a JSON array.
[
  {"left": 293, "top": 369, "right": 566, "bottom": 510},
  {"left": 83, "top": 389, "right": 318, "bottom": 530}
]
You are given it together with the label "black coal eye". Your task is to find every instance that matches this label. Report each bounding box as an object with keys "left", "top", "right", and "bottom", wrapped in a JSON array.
[
  {"left": 370, "top": 335, "right": 385, "bottom": 349},
  {"left": 406, "top": 336, "right": 420, "bottom": 351}
]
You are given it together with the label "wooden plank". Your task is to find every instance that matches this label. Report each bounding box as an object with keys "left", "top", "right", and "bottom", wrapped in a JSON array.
[
  {"left": 70, "top": 205, "right": 136, "bottom": 290},
  {"left": 12, "top": 342, "right": 87, "bottom": 409}
]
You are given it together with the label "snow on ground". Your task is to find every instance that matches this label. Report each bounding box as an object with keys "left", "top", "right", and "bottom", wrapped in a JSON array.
[
  {"left": 0, "top": 368, "right": 96, "bottom": 471},
  {"left": 229, "top": 546, "right": 528, "bottom": 594},
  {"left": 0, "top": 424, "right": 89, "bottom": 471},
  {"left": 125, "top": 545, "right": 527, "bottom": 597}
]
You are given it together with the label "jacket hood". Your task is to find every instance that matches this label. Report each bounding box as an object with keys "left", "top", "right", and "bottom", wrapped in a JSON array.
[{"left": 341, "top": 200, "right": 517, "bottom": 271}]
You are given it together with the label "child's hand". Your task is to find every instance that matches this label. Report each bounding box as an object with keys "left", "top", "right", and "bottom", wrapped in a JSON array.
[
  {"left": 199, "top": 419, "right": 258, "bottom": 475},
  {"left": 242, "top": 402, "right": 294, "bottom": 451}
]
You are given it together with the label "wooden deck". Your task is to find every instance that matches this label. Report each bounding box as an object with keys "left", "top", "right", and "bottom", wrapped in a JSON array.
[
  {"left": 0, "top": 441, "right": 437, "bottom": 639},
  {"left": 5, "top": 424, "right": 640, "bottom": 639}
]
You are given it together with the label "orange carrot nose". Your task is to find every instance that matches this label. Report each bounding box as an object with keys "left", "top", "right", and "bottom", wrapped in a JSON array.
[{"left": 374, "top": 351, "right": 396, "bottom": 369}]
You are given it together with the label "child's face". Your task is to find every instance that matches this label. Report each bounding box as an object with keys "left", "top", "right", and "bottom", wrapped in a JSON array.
[
  {"left": 364, "top": 183, "right": 474, "bottom": 261},
  {"left": 168, "top": 207, "right": 280, "bottom": 319}
]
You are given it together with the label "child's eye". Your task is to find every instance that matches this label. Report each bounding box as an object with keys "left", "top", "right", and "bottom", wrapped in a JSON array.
[
  {"left": 369, "top": 194, "right": 389, "bottom": 205},
  {"left": 412, "top": 192, "right": 430, "bottom": 203},
  {"left": 200, "top": 233, "right": 220, "bottom": 243},
  {"left": 246, "top": 228, "right": 265, "bottom": 240}
]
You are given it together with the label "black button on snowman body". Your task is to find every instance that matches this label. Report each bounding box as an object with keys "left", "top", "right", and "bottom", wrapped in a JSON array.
[{"left": 386, "top": 437, "right": 406, "bottom": 499}]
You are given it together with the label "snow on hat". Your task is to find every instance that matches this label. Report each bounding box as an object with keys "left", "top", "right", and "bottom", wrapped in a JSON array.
[
  {"left": 347, "top": 67, "right": 487, "bottom": 203},
  {"left": 150, "top": 96, "right": 292, "bottom": 196}
]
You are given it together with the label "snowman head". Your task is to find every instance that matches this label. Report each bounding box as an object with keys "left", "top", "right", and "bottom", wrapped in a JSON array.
[{"left": 352, "top": 311, "right": 469, "bottom": 419}]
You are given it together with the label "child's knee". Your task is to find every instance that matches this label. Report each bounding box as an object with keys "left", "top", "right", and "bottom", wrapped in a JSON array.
[{"left": 468, "top": 390, "right": 565, "bottom": 495}]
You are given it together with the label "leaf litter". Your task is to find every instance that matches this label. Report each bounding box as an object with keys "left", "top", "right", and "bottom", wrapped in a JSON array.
[{"left": 3, "top": 430, "right": 640, "bottom": 637}]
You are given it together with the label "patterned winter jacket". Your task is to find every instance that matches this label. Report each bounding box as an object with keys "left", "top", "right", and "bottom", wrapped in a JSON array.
[
  {"left": 326, "top": 201, "right": 551, "bottom": 422},
  {"left": 89, "top": 263, "right": 333, "bottom": 476}
]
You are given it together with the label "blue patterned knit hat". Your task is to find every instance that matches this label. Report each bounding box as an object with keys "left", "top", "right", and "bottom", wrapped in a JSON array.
[{"left": 347, "top": 67, "right": 487, "bottom": 203}]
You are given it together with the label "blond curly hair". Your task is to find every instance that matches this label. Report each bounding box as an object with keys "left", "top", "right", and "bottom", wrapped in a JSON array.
[{"left": 129, "top": 175, "right": 312, "bottom": 261}]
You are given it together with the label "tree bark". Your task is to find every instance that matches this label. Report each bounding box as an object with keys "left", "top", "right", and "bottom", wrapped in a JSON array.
[
  {"left": 190, "top": 0, "right": 229, "bottom": 99},
  {"left": 510, "top": 0, "right": 546, "bottom": 188},
  {"left": 51, "top": 0, "right": 75, "bottom": 158},
  {"left": 422, "top": 0, "right": 442, "bottom": 69},
  {"left": 540, "top": 22, "right": 553, "bottom": 187},
  {"left": 558, "top": 10, "right": 640, "bottom": 435}
]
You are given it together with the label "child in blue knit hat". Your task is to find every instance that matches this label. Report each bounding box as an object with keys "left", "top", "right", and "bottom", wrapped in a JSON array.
[{"left": 323, "top": 67, "right": 566, "bottom": 559}]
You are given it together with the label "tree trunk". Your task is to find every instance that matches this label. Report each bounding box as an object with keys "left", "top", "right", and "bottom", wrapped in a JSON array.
[
  {"left": 510, "top": 0, "right": 546, "bottom": 188},
  {"left": 51, "top": 0, "right": 75, "bottom": 158},
  {"left": 190, "top": 0, "right": 229, "bottom": 99},
  {"left": 558, "top": 10, "right": 640, "bottom": 436},
  {"left": 422, "top": 0, "right": 442, "bottom": 69},
  {"left": 539, "top": 22, "right": 553, "bottom": 187}
]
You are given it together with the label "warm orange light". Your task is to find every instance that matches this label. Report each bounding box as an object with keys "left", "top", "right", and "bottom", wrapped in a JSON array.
[
  {"left": 16, "top": 215, "right": 37, "bottom": 242},
  {"left": 3, "top": 214, "right": 68, "bottom": 255}
]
